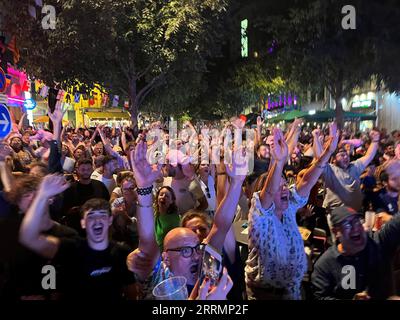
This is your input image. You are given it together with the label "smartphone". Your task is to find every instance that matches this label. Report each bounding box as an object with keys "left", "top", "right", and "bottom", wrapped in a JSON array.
[{"left": 198, "top": 244, "right": 223, "bottom": 287}]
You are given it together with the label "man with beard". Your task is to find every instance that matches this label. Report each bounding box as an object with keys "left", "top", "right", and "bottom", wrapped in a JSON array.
[
  {"left": 316, "top": 129, "right": 381, "bottom": 214},
  {"left": 8, "top": 135, "right": 34, "bottom": 172},
  {"left": 311, "top": 206, "right": 400, "bottom": 300},
  {"left": 372, "top": 160, "right": 400, "bottom": 216},
  {"left": 90, "top": 155, "right": 118, "bottom": 194},
  {"left": 19, "top": 174, "right": 136, "bottom": 300},
  {"left": 126, "top": 140, "right": 240, "bottom": 299},
  {"left": 60, "top": 158, "right": 110, "bottom": 214}
]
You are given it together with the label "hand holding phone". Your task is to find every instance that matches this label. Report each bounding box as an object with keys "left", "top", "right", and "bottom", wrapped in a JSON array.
[{"left": 198, "top": 244, "right": 223, "bottom": 287}]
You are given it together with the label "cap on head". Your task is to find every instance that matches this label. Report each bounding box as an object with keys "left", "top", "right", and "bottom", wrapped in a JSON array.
[{"left": 331, "top": 206, "right": 363, "bottom": 226}]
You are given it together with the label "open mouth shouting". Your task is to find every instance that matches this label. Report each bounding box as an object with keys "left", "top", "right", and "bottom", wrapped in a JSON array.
[
  {"left": 92, "top": 223, "right": 104, "bottom": 238},
  {"left": 190, "top": 263, "right": 199, "bottom": 280}
]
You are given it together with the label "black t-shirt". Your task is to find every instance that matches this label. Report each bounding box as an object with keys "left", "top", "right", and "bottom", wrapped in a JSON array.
[
  {"left": 61, "top": 179, "right": 110, "bottom": 213},
  {"left": 54, "top": 238, "right": 135, "bottom": 300},
  {"left": 0, "top": 207, "right": 79, "bottom": 300},
  {"left": 372, "top": 188, "right": 399, "bottom": 215},
  {"left": 223, "top": 246, "right": 245, "bottom": 301}
]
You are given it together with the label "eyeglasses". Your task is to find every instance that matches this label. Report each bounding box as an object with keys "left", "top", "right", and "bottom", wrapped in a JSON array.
[
  {"left": 341, "top": 217, "right": 363, "bottom": 230},
  {"left": 166, "top": 244, "right": 201, "bottom": 258}
]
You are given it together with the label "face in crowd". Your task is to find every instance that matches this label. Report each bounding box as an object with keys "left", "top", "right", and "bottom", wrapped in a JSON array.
[
  {"left": 104, "top": 158, "right": 119, "bottom": 175},
  {"left": 198, "top": 163, "right": 210, "bottom": 177},
  {"left": 182, "top": 215, "right": 210, "bottom": 243},
  {"left": 333, "top": 215, "right": 367, "bottom": 255},
  {"left": 74, "top": 148, "right": 85, "bottom": 160},
  {"left": 22, "top": 132, "right": 31, "bottom": 145},
  {"left": 258, "top": 145, "right": 270, "bottom": 159},
  {"left": 163, "top": 228, "right": 201, "bottom": 286},
  {"left": 157, "top": 187, "right": 174, "bottom": 212},
  {"left": 81, "top": 208, "right": 112, "bottom": 249},
  {"left": 121, "top": 179, "right": 137, "bottom": 201},
  {"left": 71, "top": 133, "right": 80, "bottom": 144},
  {"left": 10, "top": 137, "right": 23, "bottom": 152},
  {"left": 93, "top": 143, "right": 104, "bottom": 156},
  {"left": 77, "top": 163, "right": 94, "bottom": 181},
  {"left": 273, "top": 177, "right": 290, "bottom": 212},
  {"left": 335, "top": 151, "right": 350, "bottom": 169}
]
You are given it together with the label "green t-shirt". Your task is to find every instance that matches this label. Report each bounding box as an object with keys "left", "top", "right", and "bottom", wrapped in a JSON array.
[{"left": 154, "top": 212, "right": 181, "bottom": 249}]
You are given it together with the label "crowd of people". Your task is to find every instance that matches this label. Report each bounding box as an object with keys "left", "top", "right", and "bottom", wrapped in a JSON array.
[{"left": 1, "top": 103, "right": 400, "bottom": 300}]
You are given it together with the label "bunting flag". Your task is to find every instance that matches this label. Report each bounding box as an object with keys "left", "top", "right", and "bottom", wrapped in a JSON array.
[
  {"left": 89, "top": 95, "right": 95, "bottom": 106},
  {"left": 74, "top": 93, "right": 81, "bottom": 103},
  {"left": 65, "top": 93, "right": 71, "bottom": 103},
  {"left": 112, "top": 95, "right": 119, "bottom": 107},
  {"left": 124, "top": 101, "right": 129, "bottom": 109},
  {"left": 21, "top": 80, "right": 30, "bottom": 92},
  {"left": 82, "top": 94, "right": 88, "bottom": 100},
  {"left": 56, "top": 89, "right": 65, "bottom": 101},
  {"left": 40, "top": 85, "right": 49, "bottom": 98},
  {"left": 35, "top": 80, "right": 41, "bottom": 93}
]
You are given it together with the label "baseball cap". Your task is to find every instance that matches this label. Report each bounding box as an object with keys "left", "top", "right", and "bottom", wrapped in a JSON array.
[{"left": 330, "top": 206, "right": 363, "bottom": 226}]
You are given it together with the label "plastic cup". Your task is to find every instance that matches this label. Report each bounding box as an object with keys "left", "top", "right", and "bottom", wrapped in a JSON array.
[{"left": 152, "top": 276, "right": 188, "bottom": 300}]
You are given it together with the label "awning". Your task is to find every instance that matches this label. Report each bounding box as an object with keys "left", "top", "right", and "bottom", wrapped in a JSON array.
[{"left": 85, "top": 112, "right": 130, "bottom": 120}]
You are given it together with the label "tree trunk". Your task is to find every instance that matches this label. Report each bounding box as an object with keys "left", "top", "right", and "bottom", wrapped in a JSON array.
[
  {"left": 334, "top": 98, "right": 344, "bottom": 130},
  {"left": 128, "top": 80, "right": 139, "bottom": 137}
]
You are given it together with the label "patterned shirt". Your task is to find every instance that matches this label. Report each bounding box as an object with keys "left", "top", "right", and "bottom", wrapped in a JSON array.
[{"left": 245, "top": 187, "right": 308, "bottom": 300}]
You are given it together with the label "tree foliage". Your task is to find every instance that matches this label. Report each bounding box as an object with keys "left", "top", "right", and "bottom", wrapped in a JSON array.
[
  {"left": 256, "top": 0, "right": 400, "bottom": 125},
  {"left": 2, "top": 0, "right": 227, "bottom": 129}
]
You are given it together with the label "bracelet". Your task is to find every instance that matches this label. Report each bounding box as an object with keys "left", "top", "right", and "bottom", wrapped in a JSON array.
[{"left": 136, "top": 185, "right": 153, "bottom": 196}]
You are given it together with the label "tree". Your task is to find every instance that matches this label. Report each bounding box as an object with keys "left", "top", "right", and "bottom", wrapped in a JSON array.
[
  {"left": 261, "top": 0, "right": 400, "bottom": 127},
  {"left": 2, "top": 0, "right": 227, "bottom": 133}
]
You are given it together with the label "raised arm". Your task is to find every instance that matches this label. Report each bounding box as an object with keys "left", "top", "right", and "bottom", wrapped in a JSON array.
[
  {"left": 296, "top": 122, "right": 340, "bottom": 198},
  {"left": 18, "top": 113, "right": 27, "bottom": 132},
  {"left": 285, "top": 118, "right": 302, "bottom": 160},
  {"left": 48, "top": 104, "right": 67, "bottom": 173},
  {"left": 127, "top": 141, "right": 161, "bottom": 280},
  {"left": 312, "top": 128, "right": 324, "bottom": 158},
  {"left": 19, "top": 174, "right": 70, "bottom": 259},
  {"left": 358, "top": 129, "right": 380, "bottom": 169},
  {"left": 0, "top": 144, "right": 15, "bottom": 192},
  {"left": 255, "top": 116, "right": 263, "bottom": 149},
  {"left": 205, "top": 147, "right": 248, "bottom": 253},
  {"left": 259, "top": 128, "right": 288, "bottom": 209}
]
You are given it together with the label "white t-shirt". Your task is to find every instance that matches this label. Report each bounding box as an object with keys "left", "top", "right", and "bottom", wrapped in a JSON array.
[
  {"left": 198, "top": 175, "right": 217, "bottom": 214},
  {"left": 91, "top": 173, "right": 117, "bottom": 194}
]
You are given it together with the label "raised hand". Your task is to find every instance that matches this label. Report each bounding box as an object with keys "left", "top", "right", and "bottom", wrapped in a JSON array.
[
  {"left": 197, "top": 268, "right": 233, "bottom": 300},
  {"left": 327, "top": 122, "right": 340, "bottom": 154},
  {"left": 256, "top": 116, "right": 262, "bottom": 127},
  {"left": 48, "top": 103, "right": 67, "bottom": 125},
  {"left": 130, "top": 140, "right": 161, "bottom": 188},
  {"left": 38, "top": 174, "right": 70, "bottom": 199},
  {"left": 226, "top": 146, "right": 248, "bottom": 182},
  {"left": 270, "top": 128, "right": 288, "bottom": 162},
  {"left": 370, "top": 129, "right": 380, "bottom": 142}
]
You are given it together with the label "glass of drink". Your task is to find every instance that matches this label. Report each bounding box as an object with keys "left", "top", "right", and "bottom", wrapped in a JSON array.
[{"left": 152, "top": 276, "right": 188, "bottom": 300}]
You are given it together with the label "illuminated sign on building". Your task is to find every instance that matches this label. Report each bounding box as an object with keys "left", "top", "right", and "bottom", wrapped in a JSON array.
[{"left": 241, "top": 19, "right": 248, "bottom": 58}]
